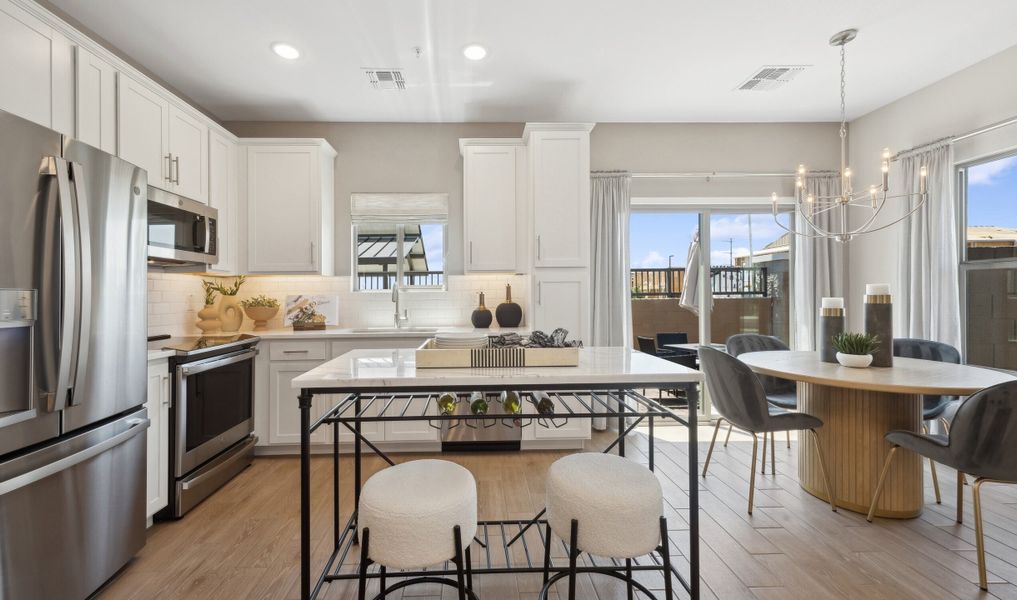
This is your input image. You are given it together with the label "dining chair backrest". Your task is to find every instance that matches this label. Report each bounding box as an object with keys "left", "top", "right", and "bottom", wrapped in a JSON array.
[
  {"left": 945, "top": 380, "right": 1017, "bottom": 481},
  {"left": 698, "top": 347, "right": 771, "bottom": 432},
  {"left": 893, "top": 338, "right": 961, "bottom": 413},
  {"left": 656, "top": 332, "right": 689, "bottom": 348},
  {"left": 725, "top": 334, "right": 795, "bottom": 396},
  {"left": 636, "top": 336, "right": 657, "bottom": 355}
]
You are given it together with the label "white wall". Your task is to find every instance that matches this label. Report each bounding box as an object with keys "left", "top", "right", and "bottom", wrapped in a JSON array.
[{"left": 846, "top": 44, "right": 1017, "bottom": 329}]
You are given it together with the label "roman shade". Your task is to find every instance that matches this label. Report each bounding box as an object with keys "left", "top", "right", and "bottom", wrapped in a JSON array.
[{"left": 350, "top": 193, "right": 449, "bottom": 223}]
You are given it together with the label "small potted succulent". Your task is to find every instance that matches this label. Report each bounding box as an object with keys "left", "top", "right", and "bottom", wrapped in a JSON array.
[
  {"left": 240, "top": 295, "right": 280, "bottom": 330},
  {"left": 196, "top": 280, "right": 221, "bottom": 333},
  {"left": 832, "top": 332, "right": 880, "bottom": 368},
  {"left": 204, "top": 275, "right": 247, "bottom": 332}
]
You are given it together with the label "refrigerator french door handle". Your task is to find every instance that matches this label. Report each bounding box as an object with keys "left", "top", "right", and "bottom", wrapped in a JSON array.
[
  {"left": 68, "top": 161, "right": 92, "bottom": 405},
  {"left": 46, "top": 157, "right": 79, "bottom": 412},
  {"left": 0, "top": 417, "right": 149, "bottom": 496}
]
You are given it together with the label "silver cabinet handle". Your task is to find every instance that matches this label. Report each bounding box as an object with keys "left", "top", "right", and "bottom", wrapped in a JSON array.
[
  {"left": 537, "top": 235, "right": 541, "bottom": 260},
  {"left": 470, "top": 241, "right": 473, "bottom": 264},
  {"left": 282, "top": 350, "right": 309, "bottom": 354},
  {"left": 538, "top": 281, "right": 542, "bottom": 305},
  {"left": 161, "top": 373, "right": 171, "bottom": 407},
  {"left": 164, "top": 154, "right": 172, "bottom": 182},
  {"left": 172, "top": 155, "right": 180, "bottom": 185},
  {"left": 309, "top": 241, "right": 315, "bottom": 265}
]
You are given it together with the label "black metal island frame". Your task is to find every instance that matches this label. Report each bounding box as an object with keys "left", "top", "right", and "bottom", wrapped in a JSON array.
[{"left": 292, "top": 347, "right": 703, "bottom": 600}]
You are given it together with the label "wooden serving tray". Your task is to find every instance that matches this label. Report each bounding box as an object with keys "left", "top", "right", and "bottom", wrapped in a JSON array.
[{"left": 415, "top": 338, "right": 579, "bottom": 368}]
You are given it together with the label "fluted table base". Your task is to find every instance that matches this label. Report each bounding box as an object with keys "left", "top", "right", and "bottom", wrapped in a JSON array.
[{"left": 797, "top": 382, "right": 924, "bottom": 518}]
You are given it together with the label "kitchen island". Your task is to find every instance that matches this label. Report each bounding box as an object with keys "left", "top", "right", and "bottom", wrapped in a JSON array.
[{"left": 291, "top": 346, "right": 704, "bottom": 600}]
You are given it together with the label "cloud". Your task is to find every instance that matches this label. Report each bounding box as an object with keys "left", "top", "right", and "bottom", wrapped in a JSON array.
[
  {"left": 636, "top": 250, "right": 682, "bottom": 268},
  {"left": 968, "top": 156, "right": 1017, "bottom": 186},
  {"left": 710, "top": 247, "right": 750, "bottom": 265},
  {"left": 710, "top": 215, "right": 784, "bottom": 245}
]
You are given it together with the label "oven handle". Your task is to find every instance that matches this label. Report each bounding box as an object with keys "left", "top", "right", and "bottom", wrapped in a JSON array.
[{"left": 178, "top": 348, "right": 258, "bottom": 377}]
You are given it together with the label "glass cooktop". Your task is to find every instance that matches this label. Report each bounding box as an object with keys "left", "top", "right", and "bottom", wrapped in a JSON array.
[{"left": 161, "top": 333, "right": 260, "bottom": 356}]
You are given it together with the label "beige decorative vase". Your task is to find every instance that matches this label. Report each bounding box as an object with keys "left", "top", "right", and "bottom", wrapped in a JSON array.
[
  {"left": 219, "top": 295, "right": 244, "bottom": 332},
  {"left": 196, "top": 305, "right": 221, "bottom": 333},
  {"left": 244, "top": 306, "right": 279, "bottom": 331}
]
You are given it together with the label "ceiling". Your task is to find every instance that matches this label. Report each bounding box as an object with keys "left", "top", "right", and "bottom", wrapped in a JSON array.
[{"left": 47, "top": 0, "right": 1017, "bottom": 123}]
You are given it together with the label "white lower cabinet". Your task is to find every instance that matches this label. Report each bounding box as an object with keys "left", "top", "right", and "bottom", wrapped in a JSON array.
[
  {"left": 145, "top": 358, "right": 171, "bottom": 519},
  {"left": 268, "top": 360, "right": 332, "bottom": 445},
  {"left": 520, "top": 392, "right": 592, "bottom": 444}
]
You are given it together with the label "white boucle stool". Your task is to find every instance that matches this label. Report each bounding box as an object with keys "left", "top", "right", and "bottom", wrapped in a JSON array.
[
  {"left": 541, "top": 453, "right": 674, "bottom": 600},
  {"left": 356, "top": 459, "right": 478, "bottom": 600}
]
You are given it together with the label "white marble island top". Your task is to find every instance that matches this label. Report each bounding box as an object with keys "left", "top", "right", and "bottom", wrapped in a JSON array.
[{"left": 291, "top": 346, "right": 703, "bottom": 390}]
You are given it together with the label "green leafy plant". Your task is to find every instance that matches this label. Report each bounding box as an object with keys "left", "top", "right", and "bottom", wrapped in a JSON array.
[
  {"left": 240, "top": 295, "right": 279, "bottom": 309},
  {"left": 832, "top": 332, "right": 880, "bottom": 356},
  {"left": 206, "top": 275, "right": 246, "bottom": 297},
  {"left": 200, "top": 280, "right": 218, "bottom": 306}
]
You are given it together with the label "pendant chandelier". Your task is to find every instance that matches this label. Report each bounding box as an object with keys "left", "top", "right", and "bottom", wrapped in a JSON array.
[{"left": 773, "top": 28, "right": 928, "bottom": 243}]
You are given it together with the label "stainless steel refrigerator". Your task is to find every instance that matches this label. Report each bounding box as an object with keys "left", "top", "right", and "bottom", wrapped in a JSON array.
[{"left": 0, "top": 109, "right": 149, "bottom": 599}]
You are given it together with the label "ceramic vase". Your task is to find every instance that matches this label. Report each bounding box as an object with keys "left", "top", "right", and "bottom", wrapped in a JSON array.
[
  {"left": 196, "top": 304, "right": 221, "bottom": 333},
  {"left": 471, "top": 292, "right": 493, "bottom": 329},
  {"left": 220, "top": 295, "right": 244, "bottom": 332},
  {"left": 244, "top": 306, "right": 279, "bottom": 331},
  {"left": 819, "top": 309, "right": 845, "bottom": 364},
  {"left": 495, "top": 284, "right": 523, "bottom": 328},
  {"left": 864, "top": 292, "right": 893, "bottom": 367}
]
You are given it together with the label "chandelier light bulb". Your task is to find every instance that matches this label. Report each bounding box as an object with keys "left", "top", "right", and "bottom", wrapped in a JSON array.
[
  {"left": 807, "top": 194, "right": 815, "bottom": 203},
  {"left": 798, "top": 164, "right": 806, "bottom": 175},
  {"left": 882, "top": 148, "right": 891, "bottom": 160}
]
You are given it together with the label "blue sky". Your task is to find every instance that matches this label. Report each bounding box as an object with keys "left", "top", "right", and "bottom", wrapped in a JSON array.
[
  {"left": 419, "top": 223, "right": 444, "bottom": 271},
  {"left": 968, "top": 155, "right": 1017, "bottom": 229},
  {"left": 630, "top": 212, "right": 791, "bottom": 268}
]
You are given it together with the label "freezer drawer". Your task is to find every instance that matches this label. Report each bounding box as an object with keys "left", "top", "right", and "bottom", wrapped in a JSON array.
[{"left": 0, "top": 409, "right": 149, "bottom": 600}]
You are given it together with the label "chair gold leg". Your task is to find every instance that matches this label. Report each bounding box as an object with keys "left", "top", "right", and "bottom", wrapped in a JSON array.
[
  {"left": 808, "top": 429, "right": 837, "bottom": 512},
  {"left": 702, "top": 418, "right": 723, "bottom": 477},
  {"left": 867, "top": 446, "right": 899, "bottom": 522},
  {"left": 748, "top": 433, "right": 759, "bottom": 514},
  {"left": 771, "top": 431, "right": 776, "bottom": 475},
  {"left": 761, "top": 432, "right": 768, "bottom": 475},
  {"left": 957, "top": 472, "right": 965, "bottom": 524},
  {"left": 723, "top": 423, "right": 734, "bottom": 447},
  {"left": 921, "top": 424, "right": 942, "bottom": 504},
  {"left": 786, "top": 430, "right": 791, "bottom": 449},
  {"left": 973, "top": 478, "right": 988, "bottom": 590}
]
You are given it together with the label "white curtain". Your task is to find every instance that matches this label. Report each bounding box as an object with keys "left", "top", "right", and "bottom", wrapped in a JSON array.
[
  {"left": 792, "top": 174, "right": 846, "bottom": 350},
  {"left": 896, "top": 142, "right": 962, "bottom": 349},
  {"left": 590, "top": 172, "right": 632, "bottom": 348},
  {"left": 678, "top": 230, "right": 701, "bottom": 315}
]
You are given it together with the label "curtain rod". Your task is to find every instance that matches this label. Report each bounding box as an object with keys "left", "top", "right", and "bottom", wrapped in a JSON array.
[
  {"left": 953, "top": 115, "right": 1017, "bottom": 143},
  {"left": 631, "top": 171, "right": 794, "bottom": 179}
]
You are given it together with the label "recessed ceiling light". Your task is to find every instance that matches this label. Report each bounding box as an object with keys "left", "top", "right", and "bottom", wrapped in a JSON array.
[
  {"left": 463, "top": 44, "right": 487, "bottom": 61},
  {"left": 271, "top": 42, "right": 300, "bottom": 60}
]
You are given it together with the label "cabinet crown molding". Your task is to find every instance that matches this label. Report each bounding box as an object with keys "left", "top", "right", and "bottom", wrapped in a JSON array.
[
  {"left": 458, "top": 137, "right": 525, "bottom": 156},
  {"left": 522, "top": 122, "right": 596, "bottom": 142},
  {"left": 239, "top": 138, "right": 337, "bottom": 157}
]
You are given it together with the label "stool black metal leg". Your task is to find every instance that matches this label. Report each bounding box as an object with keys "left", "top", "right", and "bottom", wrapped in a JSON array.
[
  {"left": 353, "top": 397, "right": 363, "bottom": 544},
  {"left": 378, "top": 566, "right": 386, "bottom": 597},
  {"left": 357, "top": 528, "right": 371, "bottom": 600},
  {"left": 465, "top": 544, "right": 474, "bottom": 591},
  {"left": 568, "top": 519, "right": 579, "bottom": 600},
  {"left": 543, "top": 522, "right": 552, "bottom": 585},
  {"left": 648, "top": 417, "right": 655, "bottom": 472},
  {"left": 453, "top": 525, "right": 467, "bottom": 600},
  {"left": 625, "top": 558, "right": 634, "bottom": 600},
  {"left": 659, "top": 516, "right": 674, "bottom": 600}
]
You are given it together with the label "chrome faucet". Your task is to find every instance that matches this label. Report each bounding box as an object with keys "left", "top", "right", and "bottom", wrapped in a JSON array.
[{"left": 392, "top": 283, "right": 410, "bottom": 328}]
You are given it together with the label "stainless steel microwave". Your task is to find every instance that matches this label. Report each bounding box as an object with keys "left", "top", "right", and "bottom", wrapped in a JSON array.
[{"left": 146, "top": 186, "right": 218, "bottom": 267}]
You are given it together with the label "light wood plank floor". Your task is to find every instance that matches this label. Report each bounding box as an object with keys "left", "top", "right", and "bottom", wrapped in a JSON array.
[{"left": 96, "top": 421, "right": 1017, "bottom": 599}]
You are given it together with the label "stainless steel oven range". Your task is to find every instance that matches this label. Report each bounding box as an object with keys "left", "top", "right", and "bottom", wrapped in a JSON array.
[{"left": 157, "top": 334, "right": 259, "bottom": 518}]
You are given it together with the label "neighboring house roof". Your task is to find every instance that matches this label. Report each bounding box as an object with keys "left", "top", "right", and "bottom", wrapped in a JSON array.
[
  {"left": 356, "top": 224, "right": 428, "bottom": 271},
  {"left": 967, "top": 225, "right": 1017, "bottom": 245}
]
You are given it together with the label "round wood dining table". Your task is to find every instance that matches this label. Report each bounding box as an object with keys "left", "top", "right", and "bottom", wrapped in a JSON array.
[{"left": 739, "top": 351, "right": 1016, "bottom": 518}]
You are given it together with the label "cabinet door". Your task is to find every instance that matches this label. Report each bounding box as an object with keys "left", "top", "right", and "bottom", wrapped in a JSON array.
[
  {"left": 247, "top": 145, "right": 321, "bottom": 272},
  {"left": 168, "top": 106, "right": 208, "bottom": 203},
  {"left": 0, "top": 1, "right": 54, "bottom": 128},
  {"left": 464, "top": 145, "right": 517, "bottom": 272},
  {"left": 207, "top": 130, "right": 237, "bottom": 273},
  {"left": 75, "top": 45, "right": 117, "bottom": 153},
  {"left": 531, "top": 131, "right": 590, "bottom": 268},
  {"left": 145, "top": 360, "right": 170, "bottom": 518},
  {"left": 532, "top": 270, "right": 590, "bottom": 345},
  {"left": 118, "top": 74, "right": 169, "bottom": 188},
  {"left": 530, "top": 393, "right": 592, "bottom": 440},
  {"left": 383, "top": 403, "right": 440, "bottom": 442},
  {"left": 269, "top": 361, "right": 329, "bottom": 445}
]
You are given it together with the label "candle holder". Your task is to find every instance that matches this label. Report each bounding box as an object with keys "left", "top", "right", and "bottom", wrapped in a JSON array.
[
  {"left": 864, "top": 291, "right": 893, "bottom": 367},
  {"left": 819, "top": 307, "right": 845, "bottom": 363}
]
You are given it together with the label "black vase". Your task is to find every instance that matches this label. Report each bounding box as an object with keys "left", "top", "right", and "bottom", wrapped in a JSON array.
[
  {"left": 495, "top": 284, "right": 523, "bottom": 328},
  {"left": 471, "top": 292, "right": 493, "bottom": 329}
]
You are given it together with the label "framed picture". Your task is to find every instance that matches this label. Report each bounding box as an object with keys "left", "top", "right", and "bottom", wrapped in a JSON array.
[{"left": 284, "top": 295, "right": 339, "bottom": 325}]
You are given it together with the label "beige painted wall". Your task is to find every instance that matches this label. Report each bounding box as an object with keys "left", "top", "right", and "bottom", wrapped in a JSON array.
[{"left": 846, "top": 44, "right": 1017, "bottom": 330}]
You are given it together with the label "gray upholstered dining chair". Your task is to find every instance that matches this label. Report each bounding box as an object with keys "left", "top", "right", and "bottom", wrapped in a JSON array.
[
  {"left": 893, "top": 338, "right": 963, "bottom": 504},
  {"left": 866, "top": 380, "right": 1017, "bottom": 590},
  {"left": 726, "top": 334, "right": 798, "bottom": 455},
  {"left": 699, "top": 347, "right": 837, "bottom": 514}
]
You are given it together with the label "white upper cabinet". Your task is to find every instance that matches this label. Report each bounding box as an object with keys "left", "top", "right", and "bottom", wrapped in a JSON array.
[
  {"left": 0, "top": 0, "right": 73, "bottom": 133},
  {"left": 208, "top": 130, "right": 238, "bottom": 274},
  {"left": 244, "top": 140, "right": 336, "bottom": 274},
  {"left": 461, "top": 140, "right": 521, "bottom": 272},
  {"left": 167, "top": 106, "right": 208, "bottom": 202},
  {"left": 526, "top": 125, "right": 593, "bottom": 268},
  {"left": 118, "top": 73, "right": 169, "bottom": 186},
  {"left": 75, "top": 46, "right": 117, "bottom": 153},
  {"left": 118, "top": 73, "right": 208, "bottom": 202},
  {"left": 532, "top": 269, "right": 590, "bottom": 345}
]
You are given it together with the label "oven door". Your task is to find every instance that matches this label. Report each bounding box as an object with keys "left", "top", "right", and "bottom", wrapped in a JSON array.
[{"left": 175, "top": 348, "right": 255, "bottom": 477}]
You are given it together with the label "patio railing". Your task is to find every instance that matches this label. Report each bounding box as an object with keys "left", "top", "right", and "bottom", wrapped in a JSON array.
[
  {"left": 358, "top": 271, "right": 444, "bottom": 290},
  {"left": 630, "top": 266, "right": 769, "bottom": 298}
]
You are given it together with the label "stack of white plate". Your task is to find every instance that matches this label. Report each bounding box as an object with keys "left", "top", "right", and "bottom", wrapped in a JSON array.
[{"left": 434, "top": 333, "right": 490, "bottom": 349}]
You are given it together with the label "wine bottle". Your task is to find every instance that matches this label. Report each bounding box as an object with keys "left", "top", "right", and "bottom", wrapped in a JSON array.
[
  {"left": 532, "top": 391, "right": 555, "bottom": 415},
  {"left": 436, "top": 391, "right": 458, "bottom": 415},
  {"left": 469, "top": 392, "right": 489, "bottom": 415},
  {"left": 500, "top": 390, "right": 521, "bottom": 414}
]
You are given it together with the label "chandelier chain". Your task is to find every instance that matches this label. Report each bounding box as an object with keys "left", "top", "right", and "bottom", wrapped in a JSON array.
[{"left": 839, "top": 44, "right": 847, "bottom": 139}]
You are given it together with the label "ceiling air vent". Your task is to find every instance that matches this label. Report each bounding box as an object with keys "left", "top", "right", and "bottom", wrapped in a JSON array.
[
  {"left": 737, "top": 65, "right": 808, "bottom": 91},
  {"left": 363, "top": 68, "right": 406, "bottom": 90}
]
